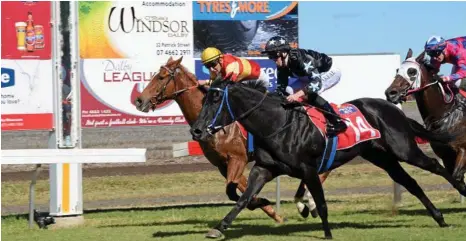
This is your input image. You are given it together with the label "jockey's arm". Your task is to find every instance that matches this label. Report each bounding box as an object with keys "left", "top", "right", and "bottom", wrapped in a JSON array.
[
  {"left": 223, "top": 61, "right": 240, "bottom": 82},
  {"left": 199, "top": 72, "right": 218, "bottom": 86},
  {"left": 276, "top": 67, "right": 290, "bottom": 94},
  {"left": 445, "top": 58, "right": 466, "bottom": 82}
]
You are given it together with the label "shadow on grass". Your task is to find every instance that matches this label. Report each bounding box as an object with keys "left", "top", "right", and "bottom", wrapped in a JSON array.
[
  {"left": 150, "top": 220, "right": 422, "bottom": 240},
  {"left": 98, "top": 217, "right": 265, "bottom": 229},
  {"left": 342, "top": 207, "right": 466, "bottom": 217}
]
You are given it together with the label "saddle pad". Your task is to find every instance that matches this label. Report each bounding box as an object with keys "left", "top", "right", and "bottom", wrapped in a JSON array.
[{"left": 304, "top": 103, "right": 382, "bottom": 150}]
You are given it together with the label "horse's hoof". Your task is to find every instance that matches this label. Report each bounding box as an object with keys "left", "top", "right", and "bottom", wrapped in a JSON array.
[
  {"left": 205, "top": 229, "right": 223, "bottom": 239},
  {"left": 276, "top": 217, "right": 288, "bottom": 224},
  {"left": 325, "top": 235, "right": 333, "bottom": 239},
  {"left": 300, "top": 205, "right": 310, "bottom": 218},
  {"left": 439, "top": 222, "right": 449, "bottom": 228},
  {"left": 310, "top": 208, "right": 319, "bottom": 218}
]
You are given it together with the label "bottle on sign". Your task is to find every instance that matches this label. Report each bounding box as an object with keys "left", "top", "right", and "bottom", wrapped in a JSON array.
[
  {"left": 15, "top": 22, "right": 27, "bottom": 51},
  {"left": 26, "top": 11, "right": 35, "bottom": 52},
  {"left": 34, "top": 25, "right": 44, "bottom": 49}
]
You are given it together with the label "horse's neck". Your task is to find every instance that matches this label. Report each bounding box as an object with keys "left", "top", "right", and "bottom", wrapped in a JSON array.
[
  {"left": 232, "top": 94, "right": 288, "bottom": 138},
  {"left": 175, "top": 87, "right": 204, "bottom": 126},
  {"left": 415, "top": 86, "right": 454, "bottom": 124}
]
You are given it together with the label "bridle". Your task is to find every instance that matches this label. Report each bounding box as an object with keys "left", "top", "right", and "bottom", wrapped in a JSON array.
[
  {"left": 149, "top": 65, "right": 200, "bottom": 108},
  {"left": 398, "top": 59, "right": 454, "bottom": 104},
  {"left": 206, "top": 83, "right": 268, "bottom": 135}
]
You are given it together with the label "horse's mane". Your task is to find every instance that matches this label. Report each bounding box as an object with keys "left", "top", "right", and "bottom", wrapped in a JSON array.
[
  {"left": 177, "top": 62, "right": 198, "bottom": 83},
  {"left": 235, "top": 79, "right": 297, "bottom": 104},
  {"left": 168, "top": 59, "right": 209, "bottom": 94},
  {"left": 243, "top": 79, "right": 268, "bottom": 93}
]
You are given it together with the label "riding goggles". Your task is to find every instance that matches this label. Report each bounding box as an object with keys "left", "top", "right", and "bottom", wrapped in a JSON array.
[
  {"left": 267, "top": 51, "right": 279, "bottom": 60},
  {"left": 204, "top": 59, "right": 220, "bottom": 69},
  {"left": 426, "top": 50, "right": 443, "bottom": 58}
]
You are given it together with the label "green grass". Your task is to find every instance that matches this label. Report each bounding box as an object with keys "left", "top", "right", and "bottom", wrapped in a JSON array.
[
  {"left": 2, "top": 190, "right": 466, "bottom": 241},
  {"left": 2, "top": 162, "right": 448, "bottom": 208}
]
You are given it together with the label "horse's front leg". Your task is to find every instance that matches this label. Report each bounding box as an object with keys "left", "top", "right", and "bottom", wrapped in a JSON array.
[
  {"left": 225, "top": 154, "right": 284, "bottom": 223},
  {"left": 206, "top": 164, "right": 275, "bottom": 239}
]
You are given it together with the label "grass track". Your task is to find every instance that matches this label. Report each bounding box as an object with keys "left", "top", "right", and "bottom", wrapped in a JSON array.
[
  {"left": 2, "top": 190, "right": 466, "bottom": 241},
  {"left": 2, "top": 162, "right": 449, "bottom": 208}
]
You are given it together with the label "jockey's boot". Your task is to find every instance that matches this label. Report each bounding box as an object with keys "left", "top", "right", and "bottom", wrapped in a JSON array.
[{"left": 313, "top": 94, "right": 347, "bottom": 137}]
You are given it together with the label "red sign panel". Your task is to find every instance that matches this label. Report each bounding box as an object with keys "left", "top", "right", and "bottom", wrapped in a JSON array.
[{"left": 1, "top": 1, "right": 52, "bottom": 60}]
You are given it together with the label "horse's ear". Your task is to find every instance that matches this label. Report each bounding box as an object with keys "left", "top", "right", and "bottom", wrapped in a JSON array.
[
  {"left": 167, "top": 56, "right": 174, "bottom": 63},
  {"left": 174, "top": 56, "right": 183, "bottom": 66},
  {"left": 415, "top": 51, "right": 426, "bottom": 63},
  {"left": 405, "top": 48, "right": 413, "bottom": 60}
]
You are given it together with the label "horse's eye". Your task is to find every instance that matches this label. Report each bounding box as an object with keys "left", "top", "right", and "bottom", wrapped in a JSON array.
[
  {"left": 212, "top": 91, "right": 221, "bottom": 102},
  {"left": 407, "top": 68, "right": 417, "bottom": 77}
]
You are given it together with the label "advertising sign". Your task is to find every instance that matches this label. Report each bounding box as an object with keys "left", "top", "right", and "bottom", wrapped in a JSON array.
[
  {"left": 1, "top": 1, "right": 54, "bottom": 131},
  {"left": 1, "top": 60, "right": 54, "bottom": 130},
  {"left": 192, "top": 1, "right": 298, "bottom": 58},
  {"left": 1, "top": 1, "right": 52, "bottom": 59},
  {"left": 79, "top": 1, "right": 194, "bottom": 128}
]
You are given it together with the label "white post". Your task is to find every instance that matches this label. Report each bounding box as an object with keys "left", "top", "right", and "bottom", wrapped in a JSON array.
[{"left": 49, "top": 1, "right": 84, "bottom": 223}]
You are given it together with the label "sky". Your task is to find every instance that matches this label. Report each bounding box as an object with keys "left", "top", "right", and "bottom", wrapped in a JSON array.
[{"left": 298, "top": 1, "right": 466, "bottom": 75}]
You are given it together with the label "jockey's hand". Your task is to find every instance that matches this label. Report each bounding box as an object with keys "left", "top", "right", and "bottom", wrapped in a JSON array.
[
  {"left": 199, "top": 79, "right": 211, "bottom": 86},
  {"left": 441, "top": 76, "right": 451, "bottom": 82},
  {"left": 286, "top": 90, "right": 305, "bottom": 102},
  {"left": 289, "top": 48, "right": 300, "bottom": 61}
]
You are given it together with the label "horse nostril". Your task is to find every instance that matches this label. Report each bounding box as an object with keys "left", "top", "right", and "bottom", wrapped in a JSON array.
[
  {"left": 193, "top": 129, "right": 202, "bottom": 135},
  {"left": 135, "top": 98, "right": 142, "bottom": 107},
  {"left": 389, "top": 90, "right": 398, "bottom": 97},
  {"left": 190, "top": 128, "right": 203, "bottom": 139}
]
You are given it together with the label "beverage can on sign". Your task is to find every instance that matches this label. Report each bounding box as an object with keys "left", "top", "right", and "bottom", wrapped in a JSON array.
[
  {"left": 34, "top": 25, "right": 44, "bottom": 49},
  {"left": 15, "top": 22, "right": 27, "bottom": 51}
]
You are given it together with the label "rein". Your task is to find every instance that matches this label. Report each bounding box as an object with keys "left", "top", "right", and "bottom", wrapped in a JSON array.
[
  {"left": 405, "top": 80, "right": 455, "bottom": 104},
  {"left": 207, "top": 85, "right": 268, "bottom": 134},
  {"left": 150, "top": 65, "right": 200, "bottom": 107},
  {"left": 401, "top": 60, "right": 454, "bottom": 104}
]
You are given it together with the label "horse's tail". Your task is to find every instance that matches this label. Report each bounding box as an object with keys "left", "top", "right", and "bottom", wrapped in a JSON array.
[{"left": 406, "top": 117, "right": 456, "bottom": 144}]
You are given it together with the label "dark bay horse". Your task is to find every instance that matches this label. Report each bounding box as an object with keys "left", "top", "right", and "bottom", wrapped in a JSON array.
[
  {"left": 190, "top": 78, "right": 466, "bottom": 239},
  {"left": 134, "top": 56, "right": 316, "bottom": 223},
  {"left": 385, "top": 48, "right": 466, "bottom": 182}
]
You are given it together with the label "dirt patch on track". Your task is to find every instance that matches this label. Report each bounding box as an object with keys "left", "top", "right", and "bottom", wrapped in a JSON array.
[{"left": 1, "top": 163, "right": 218, "bottom": 182}]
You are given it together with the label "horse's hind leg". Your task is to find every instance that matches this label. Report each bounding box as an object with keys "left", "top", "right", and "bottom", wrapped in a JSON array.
[
  {"left": 227, "top": 156, "right": 284, "bottom": 223},
  {"left": 430, "top": 143, "right": 457, "bottom": 177},
  {"left": 302, "top": 165, "right": 333, "bottom": 239},
  {"left": 398, "top": 143, "right": 466, "bottom": 196},
  {"left": 295, "top": 171, "right": 331, "bottom": 219},
  {"left": 362, "top": 150, "right": 448, "bottom": 227},
  {"left": 453, "top": 147, "right": 466, "bottom": 183}
]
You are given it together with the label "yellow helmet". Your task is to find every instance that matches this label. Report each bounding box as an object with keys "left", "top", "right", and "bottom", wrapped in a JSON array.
[{"left": 201, "top": 47, "right": 222, "bottom": 64}]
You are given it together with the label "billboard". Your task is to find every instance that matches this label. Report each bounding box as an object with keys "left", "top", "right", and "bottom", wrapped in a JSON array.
[
  {"left": 1, "top": 1, "right": 54, "bottom": 131},
  {"left": 193, "top": 1, "right": 299, "bottom": 93},
  {"left": 78, "top": 1, "right": 193, "bottom": 128},
  {"left": 192, "top": 1, "right": 298, "bottom": 58}
]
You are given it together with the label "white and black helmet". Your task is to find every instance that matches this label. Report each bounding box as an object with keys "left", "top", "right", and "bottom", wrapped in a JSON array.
[{"left": 261, "top": 36, "right": 290, "bottom": 54}]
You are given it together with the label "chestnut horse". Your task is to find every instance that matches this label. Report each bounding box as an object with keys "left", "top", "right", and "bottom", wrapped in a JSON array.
[
  {"left": 134, "top": 56, "right": 326, "bottom": 223},
  {"left": 385, "top": 48, "right": 466, "bottom": 183}
]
